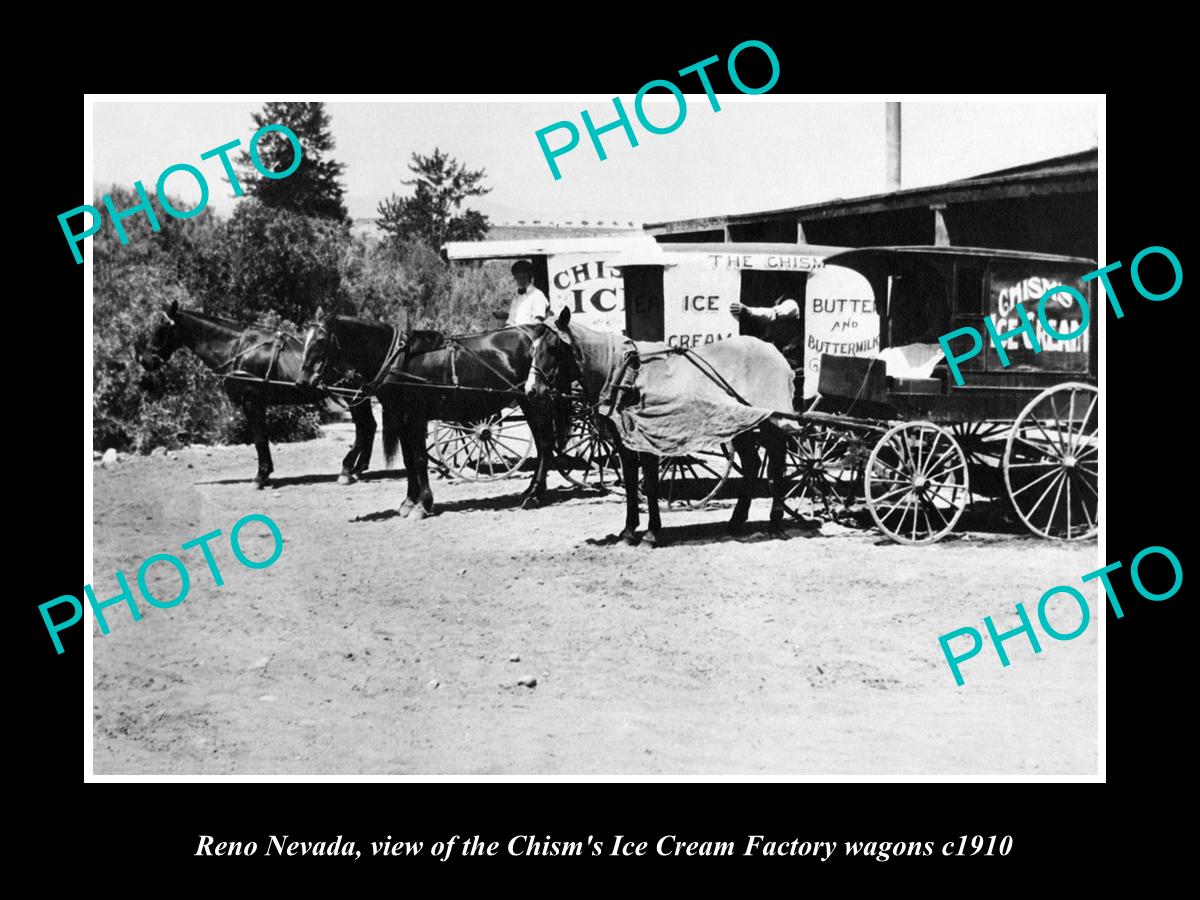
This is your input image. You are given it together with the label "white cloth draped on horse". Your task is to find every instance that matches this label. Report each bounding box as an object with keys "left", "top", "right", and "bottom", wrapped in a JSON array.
[{"left": 598, "top": 335, "right": 795, "bottom": 457}]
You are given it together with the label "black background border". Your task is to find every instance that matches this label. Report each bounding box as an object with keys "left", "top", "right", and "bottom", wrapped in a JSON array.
[{"left": 18, "top": 28, "right": 1188, "bottom": 883}]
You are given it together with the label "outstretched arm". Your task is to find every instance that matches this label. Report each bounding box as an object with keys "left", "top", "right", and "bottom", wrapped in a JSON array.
[{"left": 730, "top": 298, "right": 800, "bottom": 321}]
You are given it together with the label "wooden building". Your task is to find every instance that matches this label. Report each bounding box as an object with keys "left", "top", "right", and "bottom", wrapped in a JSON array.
[{"left": 645, "top": 149, "right": 1097, "bottom": 260}]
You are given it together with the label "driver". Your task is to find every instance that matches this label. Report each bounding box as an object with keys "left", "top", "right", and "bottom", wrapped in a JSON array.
[{"left": 494, "top": 259, "right": 550, "bottom": 326}]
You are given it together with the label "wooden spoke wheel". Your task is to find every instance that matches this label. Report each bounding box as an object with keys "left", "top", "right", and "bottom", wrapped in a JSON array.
[
  {"left": 555, "top": 396, "right": 624, "bottom": 493},
  {"left": 865, "top": 421, "right": 970, "bottom": 544},
  {"left": 425, "top": 420, "right": 452, "bottom": 478},
  {"left": 780, "top": 424, "right": 867, "bottom": 520},
  {"left": 428, "top": 403, "right": 533, "bottom": 482},
  {"left": 658, "top": 445, "right": 736, "bottom": 509},
  {"left": 1003, "top": 382, "right": 1098, "bottom": 540},
  {"left": 951, "top": 419, "right": 1011, "bottom": 468},
  {"left": 950, "top": 419, "right": 1011, "bottom": 498}
]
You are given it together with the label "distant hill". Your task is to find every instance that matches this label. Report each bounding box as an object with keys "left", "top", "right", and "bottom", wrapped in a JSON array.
[
  {"left": 346, "top": 192, "right": 642, "bottom": 239},
  {"left": 351, "top": 219, "right": 644, "bottom": 242}
]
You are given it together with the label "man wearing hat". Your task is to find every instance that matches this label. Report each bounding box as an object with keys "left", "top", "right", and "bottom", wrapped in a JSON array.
[{"left": 495, "top": 259, "right": 551, "bottom": 326}]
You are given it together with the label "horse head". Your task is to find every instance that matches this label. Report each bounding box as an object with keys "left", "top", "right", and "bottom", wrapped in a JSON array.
[
  {"left": 138, "top": 301, "right": 181, "bottom": 371},
  {"left": 526, "top": 307, "right": 579, "bottom": 400},
  {"left": 298, "top": 306, "right": 339, "bottom": 387}
]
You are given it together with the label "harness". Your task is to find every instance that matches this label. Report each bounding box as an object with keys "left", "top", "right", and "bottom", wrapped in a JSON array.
[
  {"left": 375, "top": 325, "right": 537, "bottom": 399},
  {"left": 222, "top": 325, "right": 366, "bottom": 406},
  {"left": 218, "top": 330, "right": 293, "bottom": 383},
  {"left": 363, "top": 326, "right": 407, "bottom": 393},
  {"left": 557, "top": 325, "right": 800, "bottom": 423}
]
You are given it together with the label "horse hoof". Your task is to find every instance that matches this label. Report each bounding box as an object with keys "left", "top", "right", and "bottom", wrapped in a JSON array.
[
  {"left": 521, "top": 494, "right": 542, "bottom": 510},
  {"left": 254, "top": 479, "right": 267, "bottom": 490},
  {"left": 642, "top": 531, "right": 661, "bottom": 548},
  {"left": 337, "top": 474, "right": 355, "bottom": 486},
  {"left": 407, "top": 506, "right": 428, "bottom": 521},
  {"left": 619, "top": 530, "right": 639, "bottom": 546}
]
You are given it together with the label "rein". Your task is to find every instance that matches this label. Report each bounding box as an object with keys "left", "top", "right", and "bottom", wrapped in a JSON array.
[
  {"left": 561, "top": 326, "right": 765, "bottom": 417},
  {"left": 375, "top": 326, "right": 536, "bottom": 399}
]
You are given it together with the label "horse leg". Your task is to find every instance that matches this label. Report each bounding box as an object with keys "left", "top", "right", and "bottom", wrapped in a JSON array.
[
  {"left": 763, "top": 428, "right": 787, "bottom": 536},
  {"left": 245, "top": 399, "right": 273, "bottom": 489},
  {"left": 521, "top": 402, "right": 551, "bottom": 509},
  {"left": 397, "top": 411, "right": 419, "bottom": 517},
  {"left": 728, "top": 433, "right": 760, "bottom": 531},
  {"left": 641, "top": 451, "right": 664, "bottom": 547},
  {"left": 339, "top": 407, "right": 360, "bottom": 485},
  {"left": 408, "top": 415, "right": 435, "bottom": 520},
  {"left": 342, "top": 401, "right": 376, "bottom": 484},
  {"left": 618, "top": 445, "right": 640, "bottom": 545}
]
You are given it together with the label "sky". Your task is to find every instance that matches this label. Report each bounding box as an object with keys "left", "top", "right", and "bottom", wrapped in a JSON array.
[{"left": 92, "top": 98, "right": 1099, "bottom": 226}]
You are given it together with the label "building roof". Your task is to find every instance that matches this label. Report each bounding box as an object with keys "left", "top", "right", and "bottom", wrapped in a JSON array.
[
  {"left": 610, "top": 241, "right": 849, "bottom": 267},
  {"left": 443, "top": 234, "right": 659, "bottom": 261},
  {"left": 610, "top": 242, "right": 1096, "bottom": 268},
  {"left": 645, "top": 148, "right": 1098, "bottom": 235},
  {"left": 826, "top": 245, "right": 1097, "bottom": 267}
]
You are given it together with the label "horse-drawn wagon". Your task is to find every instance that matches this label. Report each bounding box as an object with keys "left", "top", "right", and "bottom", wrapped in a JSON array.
[
  {"left": 799, "top": 245, "right": 1099, "bottom": 544},
  {"left": 608, "top": 241, "right": 879, "bottom": 507},
  {"left": 439, "top": 238, "right": 886, "bottom": 509},
  {"left": 608, "top": 242, "right": 1099, "bottom": 543}
]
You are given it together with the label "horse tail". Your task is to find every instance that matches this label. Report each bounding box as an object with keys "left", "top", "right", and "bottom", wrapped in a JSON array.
[{"left": 382, "top": 400, "right": 402, "bottom": 465}]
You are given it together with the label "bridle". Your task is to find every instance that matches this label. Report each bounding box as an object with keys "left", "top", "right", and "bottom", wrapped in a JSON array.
[
  {"left": 302, "top": 319, "right": 371, "bottom": 387},
  {"left": 142, "top": 309, "right": 180, "bottom": 369},
  {"left": 529, "top": 321, "right": 578, "bottom": 397}
]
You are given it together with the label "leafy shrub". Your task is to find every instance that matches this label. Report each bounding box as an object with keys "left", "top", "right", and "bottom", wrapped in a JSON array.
[
  {"left": 92, "top": 189, "right": 511, "bottom": 453},
  {"left": 93, "top": 248, "right": 326, "bottom": 453},
  {"left": 218, "top": 403, "right": 324, "bottom": 446}
]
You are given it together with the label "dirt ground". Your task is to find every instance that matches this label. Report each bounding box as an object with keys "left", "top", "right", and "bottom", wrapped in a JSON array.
[{"left": 92, "top": 419, "right": 1099, "bottom": 776}]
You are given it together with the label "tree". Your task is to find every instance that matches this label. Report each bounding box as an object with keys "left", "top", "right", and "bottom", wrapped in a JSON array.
[
  {"left": 376, "top": 148, "right": 491, "bottom": 249},
  {"left": 209, "top": 200, "right": 352, "bottom": 325},
  {"left": 237, "top": 102, "right": 349, "bottom": 222}
]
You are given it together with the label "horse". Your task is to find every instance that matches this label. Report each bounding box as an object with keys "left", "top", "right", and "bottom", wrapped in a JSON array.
[
  {"left": 297, "top": 312, "right": 559, "bottom": 520},
  {"left": 526, "top": 307, "right": 795, "bottom": 547},
  {"left": 139, "top": 300, "right": 378, "bottom": 488}
]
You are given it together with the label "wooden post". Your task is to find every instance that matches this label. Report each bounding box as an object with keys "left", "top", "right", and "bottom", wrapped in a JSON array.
[
  {"left": 931, "top": 204, "right": 950, "bottom": 247},
  {"left": 886, "top": 103, "right": 901, "bottom": 190}
]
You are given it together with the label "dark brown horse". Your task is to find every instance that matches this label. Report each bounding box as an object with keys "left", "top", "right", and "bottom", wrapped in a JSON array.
[
  {"left": 298, "top": 313, "right": 558, "bottom": 520},
  {"left": 527, "top": 308, "right": 794, "bottom": 546},
  {"left": 139, "top": 301, "right": 378, "bottom": 488}
]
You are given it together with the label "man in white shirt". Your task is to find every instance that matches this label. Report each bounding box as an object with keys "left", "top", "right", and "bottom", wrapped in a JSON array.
[{"left": 497, "top": 259, "right": 550, "bottom": 326}]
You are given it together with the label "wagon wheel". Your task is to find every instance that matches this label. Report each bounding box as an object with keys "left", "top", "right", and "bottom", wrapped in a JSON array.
[
  {"left": 555, "top": 394, "right": 624, "bottom": 493},
  {"left": 780, "top": 424, "right": 867, "bottom": 521},
  {"left": 1003, "top": 383, "right": 1098, "bottom": 540},
  {"left": 865, "top": 421, "right": 970, "bottom": 544},
  {"left": 950, "top": 420, "right": 1010, "bottom": 468},
  {"left": 428, "top": 403, "right": 533, "bottom": 482},
  {"left": 950, "top": 419, "right": 1010, "bottom": 498},
  {"left": 658, "top": 445, "right": 736, "bottom": 508},
  {"left": 425, "top": 420, "right": 451, "bottom": 478}
]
